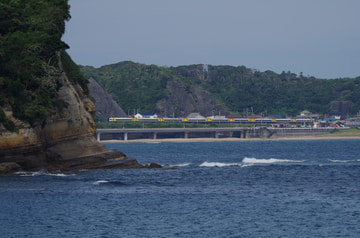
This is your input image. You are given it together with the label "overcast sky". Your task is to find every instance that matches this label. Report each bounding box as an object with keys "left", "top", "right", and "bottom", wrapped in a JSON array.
[{"left": 63, "top": 0, "right": 360, "bottom": 79}]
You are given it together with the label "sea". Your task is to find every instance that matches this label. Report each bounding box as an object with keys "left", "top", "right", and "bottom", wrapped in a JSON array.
[{"left": 1, "top": 139, "right": 360, "bottom": 238}]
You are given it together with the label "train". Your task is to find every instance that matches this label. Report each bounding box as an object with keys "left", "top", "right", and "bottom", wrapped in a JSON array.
[{"left": 108, "top": 117, "right": 313, "bottom": 125}]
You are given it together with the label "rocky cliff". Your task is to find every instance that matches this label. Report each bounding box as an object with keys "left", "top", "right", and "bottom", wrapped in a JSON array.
[
  {"left": 88, "top": 78, "right": 127, "bottom": 121},
  {"left": 0, "top": 52, "right": 157, "bottom": 175},
  {"left": 0, "top": 1, "right": 161, "bottom": 175},
  {"left": 156, "top": 78, "right": 231, "bottom": 117}
]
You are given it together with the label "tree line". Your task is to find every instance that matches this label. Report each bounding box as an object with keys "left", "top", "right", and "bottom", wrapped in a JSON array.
[{"left": 80, "top": 62, "right": 360, "bottom": 119}]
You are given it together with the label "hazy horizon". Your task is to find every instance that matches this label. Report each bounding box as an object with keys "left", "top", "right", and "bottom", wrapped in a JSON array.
[{"left": 63, "top": 0, "right": 360, "bottom": 79}]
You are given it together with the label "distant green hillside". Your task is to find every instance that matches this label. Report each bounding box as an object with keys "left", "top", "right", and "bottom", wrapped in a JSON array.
[
  {"left": 80, "top": 62, "right": 360, "bottom": 119},
  {"left": 81, "top": 62, "right": 172, "bottom": 114},
  {"left": 172, "top": 65, "right": 360, "bottom": 116}
]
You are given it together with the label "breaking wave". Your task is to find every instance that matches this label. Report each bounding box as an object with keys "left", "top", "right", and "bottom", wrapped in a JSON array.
[
  {"left": 199, "top": 162, "right": 243, "bottom": 167},
  {"left": 15, "top": 171, "right": 73, "bottom": 177},
  {"left": 92, "top": 180, "right": 127, "bottom": 186},
  {"left": 242, "top": 157, "right": 304, "bottom": 164},
  {"left": 93, "top": 180, "right": 109, "bottom": 185},
  {"left": 329, "top": 159, "right": 360, "bottom": 163},
  {"left": 169, "top": 163, "right": 192, "bottom": 167},
  {"left": 199, "top": 157, "right": 304, "bottom": 168}
]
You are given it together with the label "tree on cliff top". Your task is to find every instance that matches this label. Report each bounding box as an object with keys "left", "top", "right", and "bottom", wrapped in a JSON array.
[{"left": 0, "top": 0, "right": 87, "bottom": 127}]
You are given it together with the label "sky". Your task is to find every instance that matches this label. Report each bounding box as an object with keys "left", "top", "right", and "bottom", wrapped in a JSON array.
[{"left": 62, "top": 0, "right": 360, "bottom": 79}]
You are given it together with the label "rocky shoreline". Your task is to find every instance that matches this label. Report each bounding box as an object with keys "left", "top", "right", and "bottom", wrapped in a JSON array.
[{"left": 0, "top": 150, "right": 162, "bottom": 176}]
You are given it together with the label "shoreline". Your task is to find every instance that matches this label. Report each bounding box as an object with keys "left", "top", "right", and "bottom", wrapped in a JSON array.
[{"left": 100, "top": 136, "right": 360, "bottom": 143}]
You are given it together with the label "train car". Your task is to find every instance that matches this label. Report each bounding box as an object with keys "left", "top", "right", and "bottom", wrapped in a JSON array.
[
  {"left": 108, "top": 116, "right": 313, "bottom": 125},
  {"left": 108, "top": 117, "right": 132, "bottom": 122}
]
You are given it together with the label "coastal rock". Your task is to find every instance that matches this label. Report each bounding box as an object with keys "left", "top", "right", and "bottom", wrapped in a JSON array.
[
  {"left": 0, "top": 53, "right": 160, "bottom": 175},
  {"left": 0, "top": 162, "right": 21, "bottom": 175},
  {"left": 147, "top": 162, "right": 163, "bottom": 168}
]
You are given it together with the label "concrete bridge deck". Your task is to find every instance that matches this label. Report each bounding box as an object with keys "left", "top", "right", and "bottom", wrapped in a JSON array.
[{"left": 96, "top": 127, "right": 336, "bottom": 141}]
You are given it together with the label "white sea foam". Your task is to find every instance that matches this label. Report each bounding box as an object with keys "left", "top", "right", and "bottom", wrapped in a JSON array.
[
  {"left": 242, "top": 157, "right": 304, "bottom": 164},
  {"left": 49, "top": 173, "right": 70, "bottom": 177},
  {"left": 15, "top": 171, "right": 39, "bottom": 176},
  {"left": 330, "top": 159, "right": 350, "bottom": 163},
  {"left": 199, "top": 162, "right": 242, "bottom": 167},
  {"left": 170, "top": 163, "right": 192, "bottom": 167},
  {"left": 240, "top": 164, "right": 254, "bottom": 168},
  {"left": 330, "top": 159, "right": 360, "bottom": 163},
  {"left": 199, "top": 157, "right": 304, "bottom": 168},
  {"left": 15, "top": 171, "right": 72, "bottom": 177},
  {"left": 93, "top": 180, "right": 109, "bottom": 185}
]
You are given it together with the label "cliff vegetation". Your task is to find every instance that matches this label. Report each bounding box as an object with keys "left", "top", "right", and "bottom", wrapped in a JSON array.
[
  {"left": 0, "top": 1, "right": 155, "bottom": 175},
  {"left": 0, "top": 0, "right": 88, "bottom": 128}
]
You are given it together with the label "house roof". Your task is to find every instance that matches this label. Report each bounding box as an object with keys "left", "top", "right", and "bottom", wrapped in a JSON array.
[{"left": 187, "top": 113, "right": 205, "bottom": 119}]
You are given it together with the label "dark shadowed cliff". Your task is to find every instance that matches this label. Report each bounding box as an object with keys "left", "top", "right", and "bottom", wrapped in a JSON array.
[{"left": 88, "top": 78, "right": 127, "bottom": 121}]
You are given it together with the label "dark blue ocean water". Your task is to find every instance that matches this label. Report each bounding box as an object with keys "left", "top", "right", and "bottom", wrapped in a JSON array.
[{"left": 1, "top": 140, "right": 360, "bottom": 238}]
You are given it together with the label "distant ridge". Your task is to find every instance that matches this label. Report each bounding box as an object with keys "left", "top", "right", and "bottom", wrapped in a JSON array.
[{"left": 80, "top": 62, "right": 360, "bottom": 120}]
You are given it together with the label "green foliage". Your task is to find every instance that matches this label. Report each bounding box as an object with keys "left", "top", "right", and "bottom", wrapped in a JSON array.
[
  {"left": 0, "top": 109, "right": 5, "bottom": 122},
  {"left": 0, "top": 0, "right": 82, "bottom": 127},
  {"left": 327, "top": 127, "right": 360, "bottom": 137},
  {"left": 82, "top": 62, "right": 360, "bottom": 118},
  {"left": 80, "top": 62, "right": 173, "bottom": 114},
  {"left": 2, "top": 119, "right": 16, "bottom": 132},
  {"left": 60, "top": 51, "right": 89, "bottom": 95},
  {"left": 0, "top": 108, "right": 16, "bottom": 131}
]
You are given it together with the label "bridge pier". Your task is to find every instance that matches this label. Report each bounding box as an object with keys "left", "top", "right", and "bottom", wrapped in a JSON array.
[
  {"left": 153, "top": 132, "right": 157, "bottom": 140},
  {"left": 215, "top": 132, "right": 220, "bottom": 139},
  {"left": 184, "top": 132, "right": 189, "bottom": 139},
  {"left": 242, "top": 130, "right": 247, "bottom": 138},
  {"left": 124, "top": 132, "right": 128, "bottom": 141},
  {"left": 96, "top": 132, "right": 101, "bottom": 141}
]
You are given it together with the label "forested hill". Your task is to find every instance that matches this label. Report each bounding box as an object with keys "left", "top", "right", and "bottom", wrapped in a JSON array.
[{"left": 80, "top": 62, "right": 360, "bottom": 120}]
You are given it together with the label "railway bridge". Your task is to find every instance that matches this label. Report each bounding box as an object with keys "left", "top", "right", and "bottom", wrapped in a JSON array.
[{"left": 96, "top": 127, "right": 335, "bottom": 141}]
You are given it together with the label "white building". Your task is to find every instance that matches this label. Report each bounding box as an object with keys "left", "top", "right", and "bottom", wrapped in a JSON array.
[{"left": 134, "top": 113, "right": 158, "bottom": 119}]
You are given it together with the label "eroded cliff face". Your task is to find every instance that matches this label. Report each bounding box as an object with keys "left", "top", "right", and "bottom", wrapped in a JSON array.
[
  {"left": 0, "top": 1, "right": 161, "bottom": 175},
  {"left": 0, "top": 54, "right": 154, "bottom": 175},
  {"left": 156, "top": 78, "right": 231, "bottom": 117},
  {"left": 88, "top": 78, "right": 127, "bottom": 121}
]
